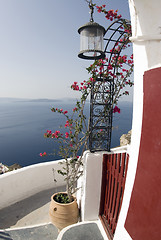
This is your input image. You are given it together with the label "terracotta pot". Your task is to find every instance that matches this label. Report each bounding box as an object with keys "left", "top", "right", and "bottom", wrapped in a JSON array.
[{"left": 49, "top": 192, "right": 79, "bottom": 231}]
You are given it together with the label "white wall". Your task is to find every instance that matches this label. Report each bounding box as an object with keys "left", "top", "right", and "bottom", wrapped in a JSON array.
[
  {"left": 80, "top": 150, "right": 107, "bottom": 222},
  {"left": 0, "top": 160, "right": 65, "bottom": 209},
  {"left": 114, "top": 0, "right": 161, "bottom": 239}
]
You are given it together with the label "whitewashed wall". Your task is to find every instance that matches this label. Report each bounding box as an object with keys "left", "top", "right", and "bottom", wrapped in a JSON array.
[
  {"left": 80, "top": 150, "right": 107, "bottom": 222},
  {"left": 114, "top": 1, "right": 161, "bottom": 239},
  {"left": 0, "top": 160, "right": 64, "bottom": 209}
]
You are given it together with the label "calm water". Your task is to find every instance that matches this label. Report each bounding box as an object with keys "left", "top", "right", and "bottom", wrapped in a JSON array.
[{"left": 0, "top": 98, "right": 133, "bottom": 167}]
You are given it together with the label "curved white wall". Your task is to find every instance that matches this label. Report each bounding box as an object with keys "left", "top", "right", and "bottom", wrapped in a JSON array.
[
  {"left": 114, "top": 1, "right": 161, "bottom": 239},
  {"left": 0, "top": 160, "right": 65, "bottom": 209}
]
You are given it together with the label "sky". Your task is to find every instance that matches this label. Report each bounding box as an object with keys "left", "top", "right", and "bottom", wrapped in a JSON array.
[{"left": 0, "top": 0, "right": 132, "bottom": 101}]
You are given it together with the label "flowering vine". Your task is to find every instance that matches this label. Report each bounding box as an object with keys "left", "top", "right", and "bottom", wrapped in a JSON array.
[{"left": 40, "top": 2, "right": 134, "bottom": 202}]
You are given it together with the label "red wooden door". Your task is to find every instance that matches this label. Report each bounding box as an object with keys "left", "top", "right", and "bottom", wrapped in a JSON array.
[{"left": 99, "top": 152, "right": 129, "bottom": 239}]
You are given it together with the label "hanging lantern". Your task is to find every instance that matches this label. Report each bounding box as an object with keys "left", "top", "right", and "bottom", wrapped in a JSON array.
[
  {"left": 78, "top": 21, "right": 105, "bottom": 60},
  {"left": 78, "top": 0, "right": 105, "bottom": 60}
]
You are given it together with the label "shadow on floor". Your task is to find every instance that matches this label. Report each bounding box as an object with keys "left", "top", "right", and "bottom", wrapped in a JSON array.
[
  {"left": 0, "top": 186, "right": 65, "bottom": 229},
  {"left": 0, "top": 224, "right": 58, "bottom": 240}
]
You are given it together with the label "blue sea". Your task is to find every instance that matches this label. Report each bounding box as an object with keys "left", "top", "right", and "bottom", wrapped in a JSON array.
[{"left": 0, "top": 98, "right": 133, "bottom": 167}]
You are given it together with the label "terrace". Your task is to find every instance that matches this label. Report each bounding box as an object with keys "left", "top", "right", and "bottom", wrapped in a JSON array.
[
  {"left": 1, "top": 0, "right": 161, "bottom": 239},
  {"left": 0, "top": 147, "right": 128, "bottom": 240}
]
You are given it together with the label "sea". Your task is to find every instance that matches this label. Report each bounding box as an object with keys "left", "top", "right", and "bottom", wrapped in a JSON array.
[{"left": 0, "top": 98, "right": 133, "bottom": 167}]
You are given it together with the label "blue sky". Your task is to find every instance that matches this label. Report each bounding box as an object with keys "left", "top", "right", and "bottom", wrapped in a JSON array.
[{"left": 0, "top": 0, "right": 132, "bottom": 100}]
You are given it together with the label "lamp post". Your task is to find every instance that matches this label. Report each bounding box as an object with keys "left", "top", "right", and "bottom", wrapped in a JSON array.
[{"left": 78, "top": 1, "right": 131, "bottom": 152}]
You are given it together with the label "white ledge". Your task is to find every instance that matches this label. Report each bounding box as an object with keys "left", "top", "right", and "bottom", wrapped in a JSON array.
[{"left": 130, "top": 34, "right": 161, "bottom": 42}]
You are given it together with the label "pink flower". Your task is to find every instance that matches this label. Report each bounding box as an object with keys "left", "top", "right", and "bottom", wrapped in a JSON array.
[
  {"left": 73, "top": 107, "right": 78, "bottom": 112},
  {"left": 108, "top": 64, "right": 113, "bottom": 70},
  {"left": 63, "top": 111, "right": 68, "bottom": 114},
  {"left": 39, "top": 152, "right": 47, "bottom": 157},
  {"left": 89, "top": 77, "right": 93, "bottom": 82},
  {"left": 55, "top": 130, "right": 60, "bottom": 135},
  {"left": 65, "top": 132, "right": 69, "bottom": 138},
  {"left": 47, "top": 130, "right": 52, "bottom": 134},
  {"left": 52, "top": 133, "right": 55, "bottom": 138},
  {"left": 65, "top": 121, "right": 70, "bottom": 127},
  {"left": 96, "top": 6, "right": 102, "bottom": 13},
  {"left": 60, "top": 109, "right": 63, "bottom": 112},
  {"left": 113, "top": 106, "right": 120, "bottom": 113}
]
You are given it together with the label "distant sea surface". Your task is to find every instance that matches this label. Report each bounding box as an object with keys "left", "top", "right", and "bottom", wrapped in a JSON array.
[{"left": 0, "top": 98, "right": 133, "bottom": 167}]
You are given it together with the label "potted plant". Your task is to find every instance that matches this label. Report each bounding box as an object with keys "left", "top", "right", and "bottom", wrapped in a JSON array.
[{"left": 40, "top": 2, "right": 133, "bottom": 232}]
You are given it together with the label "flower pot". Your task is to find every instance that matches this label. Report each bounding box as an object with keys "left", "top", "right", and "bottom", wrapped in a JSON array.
[{"left": 49, "top": 192, "right": 79, "bottom": 231}]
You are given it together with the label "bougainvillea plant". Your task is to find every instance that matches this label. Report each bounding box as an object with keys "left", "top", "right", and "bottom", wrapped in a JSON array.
[{"left": 40, "top": 3, "right": 134, "bottom": 202}]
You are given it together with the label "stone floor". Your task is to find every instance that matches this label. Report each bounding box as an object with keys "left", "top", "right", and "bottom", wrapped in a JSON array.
[
  {"left": 0, "top": 224, "right": 58, "bottom": 240},
  {"left": 0, "top": 186, "right": 106, "bottom": 240},
  {"left": 0, "top": 186, "right": 65, "bottom": 229}
]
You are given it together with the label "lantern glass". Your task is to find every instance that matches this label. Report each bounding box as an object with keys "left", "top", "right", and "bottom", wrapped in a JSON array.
[{"left": 78, "top": 22, "right": 105, "bottom": 60}]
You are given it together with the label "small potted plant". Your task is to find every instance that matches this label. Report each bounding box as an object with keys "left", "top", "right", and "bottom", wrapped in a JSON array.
[{"left": 44, "top": 100, "right": 88, "bottom": 231}]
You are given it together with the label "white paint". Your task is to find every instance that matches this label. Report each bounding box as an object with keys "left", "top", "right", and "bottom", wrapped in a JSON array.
[
  {"left": 130, "top": 34, "right": 161, "bottom": 42},
  {"left": 0, "top": 159, "right": 65, "bottom": 209},
  {"left": 80, "top": 150, "right": 107, "bottom": 221},
  {"left": 114, "top": 1, "right": 161, "bottom": 239}
]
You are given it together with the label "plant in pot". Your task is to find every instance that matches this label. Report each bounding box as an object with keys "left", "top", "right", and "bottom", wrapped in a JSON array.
[{"left": 40, "top": 2, "right": 134, "bottom": 232}]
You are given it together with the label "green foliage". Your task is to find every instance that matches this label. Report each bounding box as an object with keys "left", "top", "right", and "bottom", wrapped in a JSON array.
[{"left": 54, "top": 193, "right": 73, "bottom": 204}]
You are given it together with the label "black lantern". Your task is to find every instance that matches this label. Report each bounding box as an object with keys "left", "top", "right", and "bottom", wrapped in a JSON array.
[{"left": 78, "top": 1, "right": 105, "bottom": 60}]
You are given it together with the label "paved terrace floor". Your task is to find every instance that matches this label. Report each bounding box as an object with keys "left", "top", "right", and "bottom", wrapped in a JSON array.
[
  {"left": 0, "top": 186, "right": 106, "bottom": 240},
  {"left": 0, "top": 186, "right": 65, "bottom": 229},
  {"left": 0, "top": 186, "right": 65, "bottom": 240}
]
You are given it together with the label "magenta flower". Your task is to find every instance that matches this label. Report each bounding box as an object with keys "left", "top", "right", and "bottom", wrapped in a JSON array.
[
  {"left": 113, "top": 106, "right": 120, "bottom": 113},
  {"left": 55, "top": 130, "right": 60, "bottom": 135},
  {"left": 39, "top": 152, "right": 47, "bottom": 157},
  {"left": 65, "top": 132, "right": 69, "bottom": 138},
  {"left": 108, "top": 64, "right": 113, "bottom": 70},
  {"left": 47, "top": 130, "right": 52, "bottom": 134},
  {"left": 73, "top": 107, "right": 78, "bottom": 112}
]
